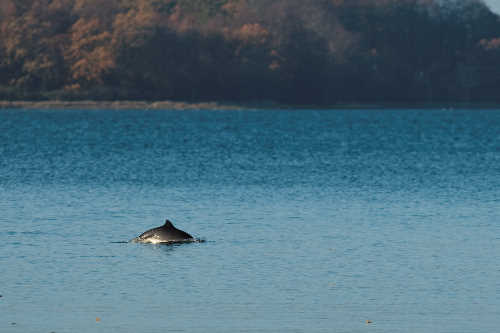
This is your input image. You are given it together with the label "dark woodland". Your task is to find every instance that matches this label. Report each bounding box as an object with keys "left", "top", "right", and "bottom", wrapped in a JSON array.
[{"left": 1, "top": 0, "right": 500, "bottom": 104}]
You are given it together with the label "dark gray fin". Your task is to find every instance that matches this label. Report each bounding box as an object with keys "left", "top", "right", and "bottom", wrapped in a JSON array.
[{"left": 163, "top": 219, "right": 174, "bottom": 228}]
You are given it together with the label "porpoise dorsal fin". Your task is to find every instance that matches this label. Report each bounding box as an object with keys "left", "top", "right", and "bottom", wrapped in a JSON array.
[{"left": 163, "top": 219, "right": 174, "bottom": 229}]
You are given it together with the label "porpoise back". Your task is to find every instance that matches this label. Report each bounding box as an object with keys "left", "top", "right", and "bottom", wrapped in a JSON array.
[{"left": 132, "top": 219, "right": 194, "bottom": 244}]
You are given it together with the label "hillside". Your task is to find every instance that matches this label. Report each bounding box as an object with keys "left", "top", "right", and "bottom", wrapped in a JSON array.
[{"left": 1, "top": 0, "right": 500, "bottom": 104}]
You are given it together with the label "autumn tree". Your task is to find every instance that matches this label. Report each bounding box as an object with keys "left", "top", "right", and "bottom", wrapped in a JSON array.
[
  {"left": 1, "top": 0, "right": 500, "bottom": 103},
  {"left": 63, "top": 0, "right": 120, "bottom": 91},
  {"left": 0, "top": 0, "right": 72, "bottom": 92}
]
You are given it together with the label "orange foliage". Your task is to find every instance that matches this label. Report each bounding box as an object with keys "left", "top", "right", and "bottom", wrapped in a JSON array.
[
  {"left": 65, "top": 18, "right": 115, "bottom": 86},
  {"left": 112, "top": 6, "right": 159, "bottom": 48},
  {"left": 232, "top": 23, "right": 269, "bottom": 44},
  {"left": 73, "top": 0, "right": 119, "bottom": 23},
  {"left": 0, "top": 0, "right": 499, "bottom": 103},
  {"left": 0, "top": 0, "right": 69, "bottom": 89}
]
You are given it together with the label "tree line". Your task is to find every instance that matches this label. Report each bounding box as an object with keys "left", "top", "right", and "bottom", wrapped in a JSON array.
[{"left": 1, "top": 0, "right": 500, "bottom": 104}]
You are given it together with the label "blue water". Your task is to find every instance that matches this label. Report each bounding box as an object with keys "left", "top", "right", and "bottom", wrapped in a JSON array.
[{"left": 1, "top": 108, "right": 499, "bottom": 333}]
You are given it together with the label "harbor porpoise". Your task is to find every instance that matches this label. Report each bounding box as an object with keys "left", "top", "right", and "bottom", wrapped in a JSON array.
[{"left": 132, "top": 219, "right": 194, "bottom": 244}]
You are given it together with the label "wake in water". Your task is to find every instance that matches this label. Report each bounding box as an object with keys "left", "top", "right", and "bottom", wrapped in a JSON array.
[
  {"left": 111, "top": 238, "right": 206, "bottom": 245},
  {"left": 130, "top": 237, "right": 206, "bottom": 244}
]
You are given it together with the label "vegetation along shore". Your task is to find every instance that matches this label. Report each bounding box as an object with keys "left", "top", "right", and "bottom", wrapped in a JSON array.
[
  {"left": 1, "top": 0, "right": 500, "bottom": 105},
  {"left": 0, "top": 100, "right": 245, "bottom": 110},
  {"left": 3, "top": 100, "right": 500, "bottom": 111}
]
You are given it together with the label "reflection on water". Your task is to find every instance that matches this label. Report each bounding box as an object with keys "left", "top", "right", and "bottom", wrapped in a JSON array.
[{"left": 0, "top": 108, "right": 499, "bottom": 333}]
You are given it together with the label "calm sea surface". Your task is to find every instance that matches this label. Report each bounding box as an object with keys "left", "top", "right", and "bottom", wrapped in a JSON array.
[{"left": 0, "top": 108, "right": 499, "bottom": 333}]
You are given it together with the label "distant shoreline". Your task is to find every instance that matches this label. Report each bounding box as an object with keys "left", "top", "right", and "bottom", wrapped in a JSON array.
[
  {"left": 0, "top": 100, "right": 246, "bottom": 110},
  {"left": 1, "top": 100, "right": 500, "bottom": 110}
]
